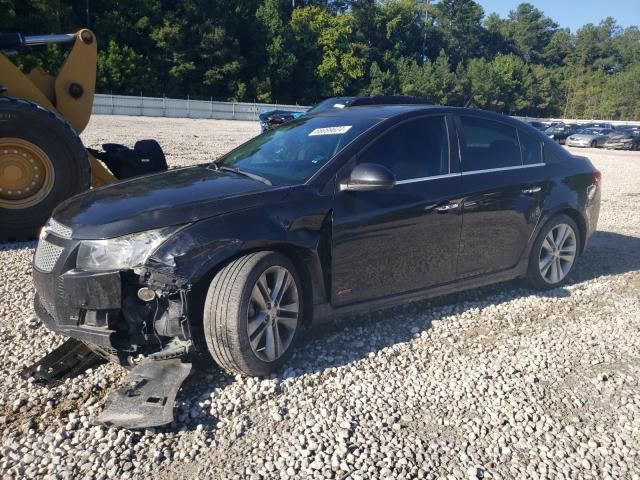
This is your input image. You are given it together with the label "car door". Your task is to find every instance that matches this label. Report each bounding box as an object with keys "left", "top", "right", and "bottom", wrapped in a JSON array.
[
  {"left": 331, "top": 115, "right": 463, "bottom": 306},
  {"left": 598, "top": 129, "right": 612, "bottom": 146},
  {"left": 455, "top": 115, "right": 546, "bottom": 278}
]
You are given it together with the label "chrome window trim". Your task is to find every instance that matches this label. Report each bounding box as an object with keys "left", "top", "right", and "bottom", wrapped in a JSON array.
[
  {"left": 395, "top": 173, "right": 460, "bottom": 184},
  {"left": 461, "top": 163, "right": 545, "bottom": 176},
  {"left": 394, "top": 162, "right": 544, "bottom": 184}
]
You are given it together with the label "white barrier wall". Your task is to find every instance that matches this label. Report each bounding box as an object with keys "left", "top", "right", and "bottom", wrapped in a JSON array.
[
  {"left": 92, "top": 94, "right": 309, "bottom": 121},
  {"left": 93, "top": 94, "right": 639, "bottom": 125}
]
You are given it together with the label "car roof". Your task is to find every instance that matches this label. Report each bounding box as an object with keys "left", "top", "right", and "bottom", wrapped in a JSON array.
[{"left": 308, "top": 104, "right": 532, "bottom": 126}]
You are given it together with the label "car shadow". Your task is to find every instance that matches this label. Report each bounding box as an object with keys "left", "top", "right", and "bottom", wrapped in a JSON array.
[
  {"left": 167, "top": 229, "right": 640, "bottom": 433},
  {"left": 0, "top": 240, "right": 36, "bottom": 252}
]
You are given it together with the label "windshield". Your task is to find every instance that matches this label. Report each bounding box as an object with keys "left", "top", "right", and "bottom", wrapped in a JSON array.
[
  {"left": 578, "top": 128, "right": 599, "bottom": 135},
  {"left": 217, "top": 114, "right": 379, "bottom": 185}
]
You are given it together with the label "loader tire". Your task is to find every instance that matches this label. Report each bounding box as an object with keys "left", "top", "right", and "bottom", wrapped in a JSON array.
[{"left": 0, "top": 97, "right": 90, "bottom": 242}]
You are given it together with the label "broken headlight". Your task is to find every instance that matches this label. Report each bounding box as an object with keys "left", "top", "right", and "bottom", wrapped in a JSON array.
[{"left": 76, "top": 227, "right": 180, "bottom": 271}]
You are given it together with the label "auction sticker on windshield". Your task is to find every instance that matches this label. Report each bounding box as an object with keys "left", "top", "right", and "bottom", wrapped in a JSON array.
[{"left": 309, "top": 126, "right": 352, "bottom": 136}]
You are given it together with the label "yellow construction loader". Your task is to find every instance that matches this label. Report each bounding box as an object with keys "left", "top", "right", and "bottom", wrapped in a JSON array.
[{"left": 0, "top": 29, "right": 167, "bottom": 242}]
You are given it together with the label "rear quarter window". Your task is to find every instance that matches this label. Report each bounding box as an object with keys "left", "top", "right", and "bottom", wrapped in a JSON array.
[{"left": 518, "top": 130, "right": 543, "bottom": 165}]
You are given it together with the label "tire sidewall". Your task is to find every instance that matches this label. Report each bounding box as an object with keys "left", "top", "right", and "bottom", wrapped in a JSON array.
[
  {"left": 527, "top": 214, "right": 581, "bottom": 290},
  {"left": 224, "top": 252, "right": 304, "bottom": 376}
]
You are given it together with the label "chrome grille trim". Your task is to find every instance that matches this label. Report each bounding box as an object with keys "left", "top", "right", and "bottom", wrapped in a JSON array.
[
  {"left": 34, "top": 239, "right": 64, "bottom": 273},
  {"left": 47, "top": 218, "right": 72, "bottom": 239}
]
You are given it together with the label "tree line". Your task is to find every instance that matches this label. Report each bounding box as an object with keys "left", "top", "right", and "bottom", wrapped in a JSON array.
[{"left": 3, "top": 0, "right": 639, "bottom": 119}]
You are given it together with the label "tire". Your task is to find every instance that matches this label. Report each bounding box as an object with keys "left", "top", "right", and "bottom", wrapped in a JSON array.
[
  {"left": 203, "top": 251, "right": 303, "bottom": 376},
  {"left": 590, "top": 140, "right": 597, "bottom": 148},
  {"left": 526, "top": 214, "right": 581, "bottom": 290},
  {"left": 0, "top": 97, "right": 90, "bottom": 241}
]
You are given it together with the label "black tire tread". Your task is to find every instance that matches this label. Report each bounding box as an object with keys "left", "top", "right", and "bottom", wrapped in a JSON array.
[{"left": 204, "top": 252, "right": 272, "bottom": 376}]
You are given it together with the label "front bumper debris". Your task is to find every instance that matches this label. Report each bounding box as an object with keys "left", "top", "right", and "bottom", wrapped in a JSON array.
[
  {"left": 21, "top": 338, "right": 104, "bottom": 386},
  {"left": 97, "top": 358, "right": 192, "bottom": 429},
  {"left": 30, "top": 224, "right": 197, "bottom": 428},
  {"left": 22, "top": 339, "right": 192, "bottom": 428}
]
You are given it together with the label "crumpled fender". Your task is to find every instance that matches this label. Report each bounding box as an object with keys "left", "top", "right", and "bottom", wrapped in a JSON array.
[{"left": 142, "top": 186, "right": 333, "bottom": 305}]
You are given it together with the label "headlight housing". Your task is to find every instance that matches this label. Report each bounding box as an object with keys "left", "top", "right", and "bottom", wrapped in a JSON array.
[{"left": 76, "top": 227, "right": 180, "bottom": 271}]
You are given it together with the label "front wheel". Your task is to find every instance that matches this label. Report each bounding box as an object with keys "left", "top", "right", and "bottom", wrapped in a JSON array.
[
  {"left": 526, "top": 215, "right": 581, "bottom": 290},
  {"left": 203, "top": 252, "right": 303, "bottom": 376}
]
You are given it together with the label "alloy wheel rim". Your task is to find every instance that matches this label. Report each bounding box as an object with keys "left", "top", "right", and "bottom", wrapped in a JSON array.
[
  {"left": 0, "top": 138, "right": 55, "bottom": 209},
  {"left": 247, "top": 265, "right": 299, "bottom": 362},
  {"left": 539, "top": 223, "right": 577, "bottom": 284}
]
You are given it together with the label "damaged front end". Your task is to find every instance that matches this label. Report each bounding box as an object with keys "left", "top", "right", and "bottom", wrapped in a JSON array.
[
  {"left": 29, "top": 220, "right": 195, "bottom": 427},
  {"left": 33, "top": 255, "right": 193, "bottom": 366}
]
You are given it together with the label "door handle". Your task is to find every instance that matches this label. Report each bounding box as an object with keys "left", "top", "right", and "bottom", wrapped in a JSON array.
[
  {"left": 522, "top": 186, "right": 542, "bottom": 194},
  {"left": 435, "top": 202, "right": 460, "bottom": 213}
]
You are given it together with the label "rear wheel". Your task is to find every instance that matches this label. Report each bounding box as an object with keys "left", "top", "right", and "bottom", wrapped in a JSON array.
[
  {"left": 203, "top": 252, "right": 303, "bottom": 376},
  {"left": 0, "top": 97, "right": 90, "bottom": 241},
  {"left": 526, "top": 215, "right": 580, "bottom": 290}
]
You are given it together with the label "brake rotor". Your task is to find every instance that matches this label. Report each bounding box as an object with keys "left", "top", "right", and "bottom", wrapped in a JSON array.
[{"left": 0, "top": 137, "right": 55, "bottom": 208}]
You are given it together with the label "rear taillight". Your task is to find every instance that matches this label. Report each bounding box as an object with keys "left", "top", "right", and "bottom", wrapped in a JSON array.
[{"left": 593, "top": 170, "right": 602, "bottom": 187}]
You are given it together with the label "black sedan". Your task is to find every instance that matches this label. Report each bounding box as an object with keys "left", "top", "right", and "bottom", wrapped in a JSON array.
[
  {"left": 33, "top": 106, "right": 601, "bottom": 381},
  {"left": 544, "top": 124, "right": 580, "bottom": 144}
]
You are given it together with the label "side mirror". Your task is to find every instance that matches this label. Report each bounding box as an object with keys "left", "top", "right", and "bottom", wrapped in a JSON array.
[{"left": 341, "top": 163, "right": 396, "bottom": 192}]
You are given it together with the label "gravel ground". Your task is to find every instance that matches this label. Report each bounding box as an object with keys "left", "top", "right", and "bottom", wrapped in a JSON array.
[{"left": 1, "top": 116, "right": 639, "bottom": 480}]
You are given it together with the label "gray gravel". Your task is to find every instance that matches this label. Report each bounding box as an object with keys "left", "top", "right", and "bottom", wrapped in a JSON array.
[{"left": 1, "top": 116, "right": 639, "bottom": 480}]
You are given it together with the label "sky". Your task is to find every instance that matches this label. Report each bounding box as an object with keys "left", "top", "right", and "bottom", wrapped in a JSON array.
[{"left": 477, "top": 0, "right": 640, "bottom": 32}]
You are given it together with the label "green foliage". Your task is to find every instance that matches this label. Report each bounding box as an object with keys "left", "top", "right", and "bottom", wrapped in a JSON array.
[{"left": 3, "top": 0, "right": 639, "bottom": 119}]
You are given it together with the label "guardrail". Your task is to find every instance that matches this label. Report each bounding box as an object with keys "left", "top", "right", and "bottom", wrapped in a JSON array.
[
  {"left": 93, "top": 94, "right": 639, "bottom": 126},
  {"left": 92, "top": 94, "right": 309, "bottom": 121}
]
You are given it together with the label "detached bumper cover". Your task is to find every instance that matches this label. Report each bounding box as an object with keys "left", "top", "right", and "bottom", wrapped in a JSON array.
[{"left": 97, "top": 359, "right": 192, "bottom": 429}]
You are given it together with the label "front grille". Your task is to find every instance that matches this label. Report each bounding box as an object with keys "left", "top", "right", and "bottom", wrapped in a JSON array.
[
  {"left": 34, "top": 239, "right": 64, "bottom": 272},
  {"left": 47, "top": 218, "right": 72, "bottom": 239}
]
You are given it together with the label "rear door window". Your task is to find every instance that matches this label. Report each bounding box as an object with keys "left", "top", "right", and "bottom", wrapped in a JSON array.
[{"left": 459, "top": 116, "right": 522, "bottom": 172}]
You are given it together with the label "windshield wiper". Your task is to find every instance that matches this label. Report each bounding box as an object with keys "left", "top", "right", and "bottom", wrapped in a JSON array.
[{"left": 219, "top": 166, "right": 272, "bottom": 185}]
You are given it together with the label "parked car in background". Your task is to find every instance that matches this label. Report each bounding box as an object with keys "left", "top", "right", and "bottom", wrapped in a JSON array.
[
  {"left": 527, "top": 121, "right": 548, "bottom": 131},
  {"left": 582, "top": 122, "right": 616, "bottom": 131},
  {"left": 603, "top": 129, "right": 640, "bottom": 150},
  {"left": 259, "top": 96, "right": 433, "bottom": 131},
  {"left": 545, "top": 124, "right": 580, "bottom": 144},
  {"left": 258, "top": 109, "right": 306, "bottom": 132},
  {"left": 566, "top": 128, "right": 613, "bottom": 148}
]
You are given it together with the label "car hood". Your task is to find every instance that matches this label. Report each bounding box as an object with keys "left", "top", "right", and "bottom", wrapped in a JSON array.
[
  {"left": 52, "top": 165, "right": 289, "bottom": 239},
  {"left": 608, "top": 132, "right": 633, "bottom": 139}
]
